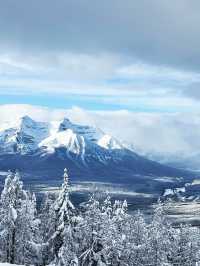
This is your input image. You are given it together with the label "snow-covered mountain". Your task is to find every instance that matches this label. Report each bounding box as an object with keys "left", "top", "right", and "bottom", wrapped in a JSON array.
[
  {"left": 0, "top": 116, "right": 49, "bottom": 154},
  {"left": 0, "top": 116, "right": 123, "bottom": 156},
  {"left": 0, "top": 115, "right": 195, "bottom": 191}
]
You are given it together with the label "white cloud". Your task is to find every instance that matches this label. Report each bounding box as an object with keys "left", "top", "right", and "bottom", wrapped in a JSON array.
[
  {"left": 0, "top": 104, "right": 98, "bottom": 128},
  {"left": 118, "top": 63, "right": 200, "bottom": 83},
  {"left": 1, "top": 51, "right": 200, "bottom": 113},
  {"left": 0, "top": 52, "right": 120, "bottom": 80}
]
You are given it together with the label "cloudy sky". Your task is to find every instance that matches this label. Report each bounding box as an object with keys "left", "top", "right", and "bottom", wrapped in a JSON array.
[
  {"left": 0, "top": 1, "right": 200, "bottom": 159},
  {"left": 0, "top": 0, "right": 200, "bottom": 111}
]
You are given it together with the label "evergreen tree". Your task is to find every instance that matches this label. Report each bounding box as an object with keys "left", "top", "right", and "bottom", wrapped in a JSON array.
[
  {"left": 121, "top": 212, "right": 149, "bottom": 266},
  {"left": 78, "top": 196, "right": 129, "bottom": 266},
  {"left": 15, "top": 191, "right": 41, "bottom": 265},
  {"left": 169, "top": 224, "right": 200, "bottom": 266},
  {"left": 148, "top": 203, "right": 171, "bottom": 266},
  {"left": 78, "top": 195, "right": 108, "bottom": 266},
  {"left": 40, "top": 192, "right": 57, "bottom": 265},
  {"left": 0, "top": 171, "right": 39, "bottom": 265},
  {"left": 51, "top": 168, "right": 75, "bottom": 264}
]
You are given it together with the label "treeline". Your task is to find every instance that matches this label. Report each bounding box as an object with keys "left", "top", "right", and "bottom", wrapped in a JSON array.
[{"left": 0, "top": 169, "right": 200, "bottom": 266}]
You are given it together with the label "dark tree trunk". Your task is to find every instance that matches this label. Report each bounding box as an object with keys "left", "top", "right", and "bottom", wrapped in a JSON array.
[{"left": 10, "top": 229, "right": 15, "bottom": 264}]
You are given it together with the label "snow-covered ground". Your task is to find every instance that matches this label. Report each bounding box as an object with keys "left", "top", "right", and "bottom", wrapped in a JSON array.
[{"left": 38, "top": 181, "right": 155, "bottom": 198}]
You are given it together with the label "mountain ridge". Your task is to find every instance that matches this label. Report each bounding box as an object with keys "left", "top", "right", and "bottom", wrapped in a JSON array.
[
  {"left": 0, "top": 115, "right": 196, "bottom": 193},
  {"left": 0, "top": 115, "right": 123, "bottom": 156}
]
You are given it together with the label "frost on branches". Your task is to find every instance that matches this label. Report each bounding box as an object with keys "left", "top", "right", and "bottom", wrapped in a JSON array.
[
  {"left": 0, "top": 171, "right": 40, "bottom": 265},
  {"left": 0, "top": 169, "right": 200, "bottom": 266}
]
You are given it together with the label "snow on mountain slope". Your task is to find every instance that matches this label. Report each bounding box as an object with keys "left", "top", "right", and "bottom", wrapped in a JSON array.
[
  {"left": 39, "top": 129, "right": 85, "bottom": 155},
  {"left": 98, "top": 134, "right": 123, "bottom": 149},
  {"left": 59, "top": 118, "right": 103, "bottom": 143},
  {"left": 0, "top": 115, "right": 124, "bottom": 156},
  {"left": 0, "top": 116, "right": 49, "bottom": 154},
  {"left": 0, "top": 115, "right": 194, "bottom": 190}
]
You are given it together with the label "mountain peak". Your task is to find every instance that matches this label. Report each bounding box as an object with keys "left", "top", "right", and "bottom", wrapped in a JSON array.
[
  {"left": 58, "top": 118, "right": 103, "bottom": 143},
  {"left": 59, "top": 118, "right": 74, "bottom": 131},
  {"left": 0, "top": 116, "right": 124, "bottom": 156},
  {"left": 19, "top": 115, "right": 37, "bottom": 128},
  {"left": 21, "top": 115, "right": 33, "bottom": 122}
]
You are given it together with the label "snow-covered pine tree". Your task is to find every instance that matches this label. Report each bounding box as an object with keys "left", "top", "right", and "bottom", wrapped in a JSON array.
[
  {"left": 169, "top": 223, "right": 200, "bottom": 266},
  {"left": 0, "top": 171, "right": 39, "bottom": 265},
  {"left": 40, "top": 192, "right": 57, "bottom": 265},
  {"left": 119, "top": 211, "right": 149, "bottom": 266},
  {"left": 77, "top": 195, "right": 107, "bottom": 265},
  {"left": 104, "top": 197, "right": 130, "bottom": 265},
  {"left": 50, "top": 168, "right": 75, "bottom": 264},
  {"left": 147, "top": 202, "right": 172, "bottom": 266},
  {"left": 57, "top": 219, "right": 80, "bottom": 266},
  {"left": 0, "top": 170, "right": 16, "bottom": 263},
  {"left": 77, "top": 195, "right": 129, "bottom": 266},
  {"left": 15, "top": 190, "right": 41, "bottom": 265}
]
